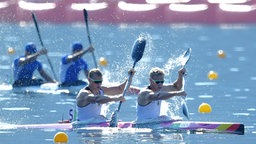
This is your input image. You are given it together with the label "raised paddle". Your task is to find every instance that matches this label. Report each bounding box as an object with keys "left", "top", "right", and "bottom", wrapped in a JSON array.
[
  {"left": 31, "top": 12, "right": 58, "bottom": 81},
  {"left": 83, "top": 9, "right": 98, "bottom": 68},
  {"left": 180, "top": 48, "right": 192, "bottom": 120},
  {"left": 109, "top": 37, "right": 146, "bottom": 127}
]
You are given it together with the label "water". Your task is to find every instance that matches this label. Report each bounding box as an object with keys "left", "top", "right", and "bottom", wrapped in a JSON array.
[{"left": 0, "top": 22, "right": 255, "bottom": 143}]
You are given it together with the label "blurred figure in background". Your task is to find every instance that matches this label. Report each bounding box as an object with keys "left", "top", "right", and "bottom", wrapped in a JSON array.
[
  {"left": 12, "top": 42, "right": 56, "bottom": 87},
  {"left": 60, "top": 42, "right": 94, "bottom": 87}
]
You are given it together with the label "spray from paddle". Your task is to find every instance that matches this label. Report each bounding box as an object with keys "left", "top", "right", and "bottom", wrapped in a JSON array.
[
  {"left": 162, "top": 48, "right": 192, "bottom": 120},
  {"left": 163, "top": 55, "right": 184, "bottom": 118},
  {"left": 109, "top": 36, "right": 146, "bottom": 127}
]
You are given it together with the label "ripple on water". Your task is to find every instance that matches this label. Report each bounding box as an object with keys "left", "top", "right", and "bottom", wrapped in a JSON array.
[
  {"left": 250, "top": 77, "right": 256, "bottom": 80},
  {"left": 233, "top": 88, "right": 250, "bottom": 92},
  {"left": 0, "top": 65, "right": 10, "bottom": 70},
  {"left": 238, "top": 56, "right": 246, "bottom": 61},
  {"left": 232, "top": 113, "right": 250, "bottom": 116},
  {"left": 230, "top": 68, "right": 239, "bottom": 72},
  {"left": 0, "top": 131, "right": 15, "bottom": 134},
  {"left": 55, "top": 101, "right": 74, "bottom": 105},
  {"left": 224, "top": 94, "right": 232, "bottom": 97},
  {"left": 32, "top": 115, "right": 40, "bottom": 118},
  {"left": 194, "top": 82, "right": 217, "bottom": 86},
  {"left": 198, "top": 95, "right": 213, "bottom": 99},
  {"left": 234, "top": 88, "right": 241, "bottom": 92},
  {"left": 247, "top": 108, "right": 256, "bottom": 111},
  {"left": 2, "top": 107, "right": 30, "bottom": 111},
  {"left": 234, "top": 96, "right": 248, "bottom": 99},
  {"left": 233, "top": 47, "right": 245, "bottom": 52},
  {"left": 186, "top": 97, "right": 194, "bottom": 101},
  {"left": 0, "top": 97, "right": 16, "bottom": 101}
]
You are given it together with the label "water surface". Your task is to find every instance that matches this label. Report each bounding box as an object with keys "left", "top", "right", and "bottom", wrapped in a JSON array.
[{"left": 0, "top": 23, "right": 255, "bottom": 143}]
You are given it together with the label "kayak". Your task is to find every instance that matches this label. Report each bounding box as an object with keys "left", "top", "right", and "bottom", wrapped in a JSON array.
[
  {"left": 0, "top": 83, "right": 86, "bottom": 95},
  {"left": 0, "top": 83, "right": 140, "bottom": 95},
  {"left": 1, "top": 120, "right": 244, "bottom": 135},
  {"left": 74, "top": 120, "right": 244, "bottom": 135}
]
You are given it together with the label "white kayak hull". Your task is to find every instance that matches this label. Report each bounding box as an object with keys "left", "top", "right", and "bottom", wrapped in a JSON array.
[{"left": 0, "top": 83, "right": 86, "bottom": 95}]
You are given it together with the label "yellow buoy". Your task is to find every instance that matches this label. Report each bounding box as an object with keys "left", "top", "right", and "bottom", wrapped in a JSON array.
[
  {"left": 7, "top": 47, "right": 15, "bottom": 54},
  {"left": 99, "top": 57, "right": 108, "bottom": 66},
  {"left": 217, "top": 50, "right": 226, "bottom": 58},
  {"left": 208, "top": 70, "right": 218, "bottom": 80},
  {"left": 198, "top": 102, "right": 212, "bottom": 113},
  {"left": 54, "top": 132, "right": 68, "bottom": 143}
]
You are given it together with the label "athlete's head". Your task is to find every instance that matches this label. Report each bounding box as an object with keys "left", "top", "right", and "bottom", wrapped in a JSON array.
[
  {"left": 149, "top": 67, "right": 165, "bottom": 80},
  {"left": 25, "top": 42, "right": 37, "bottom": 54},
  {"left": 88, "top": 68, "right": 103, "bottom": 86},
  {"left": 72, "top": 42, "right": 83, "bottom": 52},
  {"left": 149, "top": 67, "right": 165, "bottom": 90}
]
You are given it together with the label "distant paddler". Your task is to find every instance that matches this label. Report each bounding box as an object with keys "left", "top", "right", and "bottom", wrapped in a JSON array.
[
  {"left": 60, "top": 42, "right": 94, "bottom": 87},
  {"left": 12, "top": 42, "right": 56, "bottom": 87}
]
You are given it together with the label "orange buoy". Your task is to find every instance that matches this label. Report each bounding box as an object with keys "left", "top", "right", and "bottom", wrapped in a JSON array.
[
  {"left": 198, "top": 102, "right": 212, "bottom": 113},
  {"left": 8, "top": 47, "right": 15, "bottom": 54},
  {"left": 208, "top": 71, "right": 218, "bottom": 80},
  {"left": 54, "top": 132, "right": 68, "bottom": 143},
  {"left": 217, "top": 50, "right": 226, "bottom": 58},
  {"left": 99, "top": 57, "right": 108, "bottom": 66}
]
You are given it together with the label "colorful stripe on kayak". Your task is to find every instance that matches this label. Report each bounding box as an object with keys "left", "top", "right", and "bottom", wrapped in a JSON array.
[
  {"left": 1, "top": 120, "right": 244, "bottom": 135},
  {"left": 170, "top": 121, "right": 244, "bottom": 135}
]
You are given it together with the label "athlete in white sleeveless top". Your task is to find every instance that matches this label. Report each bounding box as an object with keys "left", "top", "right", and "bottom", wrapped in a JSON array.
[
  {"left": 137, "top": 67, "right": 187, "bottom": 122},
  {"left": 76, "top": 68, "right": 135, "bottom": 122},
  {"left": 77, "top": 87, "right": 105, "bottom": 121}
]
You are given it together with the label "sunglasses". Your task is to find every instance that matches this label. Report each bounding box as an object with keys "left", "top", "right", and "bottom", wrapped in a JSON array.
[
  {"left": 89, "top": 77, "right": 103, "bottom": 84},
  {"left": 151, "top": 78, "right": 164, "bottom": 84}
]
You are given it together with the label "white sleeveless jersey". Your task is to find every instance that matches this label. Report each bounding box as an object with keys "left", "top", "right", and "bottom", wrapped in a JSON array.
[
  {"left": 77, "top": 89, "right": 105, "bottom": 121},
  {"left": 136, "top": 100, "right": 162, "bottom": 121}
]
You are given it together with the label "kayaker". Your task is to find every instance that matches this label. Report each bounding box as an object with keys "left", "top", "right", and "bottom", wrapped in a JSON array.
[
  {"left": 59, "top": 42, "right": 94, "bottom": 87},
  {"left": 136, "top": 67, "right": 187, "bottom": 122},
  {"left": 76, "top": 68, "right": 135, "bottom": 122},
  {"left": 12, "top": 42, "right": 56, "bottom": 87}
]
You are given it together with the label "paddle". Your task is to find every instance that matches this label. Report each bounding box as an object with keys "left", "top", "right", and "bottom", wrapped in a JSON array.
[
  {"left": 83, "top": 9, "right": 98, "bottom": 68},
  {"left": 109, "top": 37, "right": 146, "bottom": 127},
  {"left": 180, "top": 48, "right": 192, "bottom": 120},
  {"left": 31, "top": 12, "right": 58, "bottom": 81}
]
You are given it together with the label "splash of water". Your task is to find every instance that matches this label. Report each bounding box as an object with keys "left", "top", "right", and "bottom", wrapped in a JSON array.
[
  {"left": 163, "top": 54, "right": 183, "bottom": 79},
  {"left": 162, "top": 53, "right": 186, "bottom": 119}
]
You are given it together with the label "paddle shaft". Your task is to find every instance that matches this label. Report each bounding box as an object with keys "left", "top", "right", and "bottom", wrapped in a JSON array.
[
  {"left": 83, "top": 9, "right": 98, "bottom": 68},
  {"left": 32, "top": 12, "right": 58, "bottom": 81},
  {"left": 116, "top": 62, "right": 136, "bottom": 112},
  {"left": 110, "top": 37, "right": 146, "bottom": 127}
]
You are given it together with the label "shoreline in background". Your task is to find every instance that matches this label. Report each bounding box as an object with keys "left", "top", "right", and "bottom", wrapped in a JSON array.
[{"left": 0, "top": 0, "right": 256, "bottom": 24}]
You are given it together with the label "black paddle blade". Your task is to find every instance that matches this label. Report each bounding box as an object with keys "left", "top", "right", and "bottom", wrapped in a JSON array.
[
  {"left": 83, "top": 9, "right": 88, "bottom": 24},
  {"left": 131, "top": 37, "right": 146, "bottom": 63},
  {"left": 181, "top": 48, "right": 192, "bottom": 66}
]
